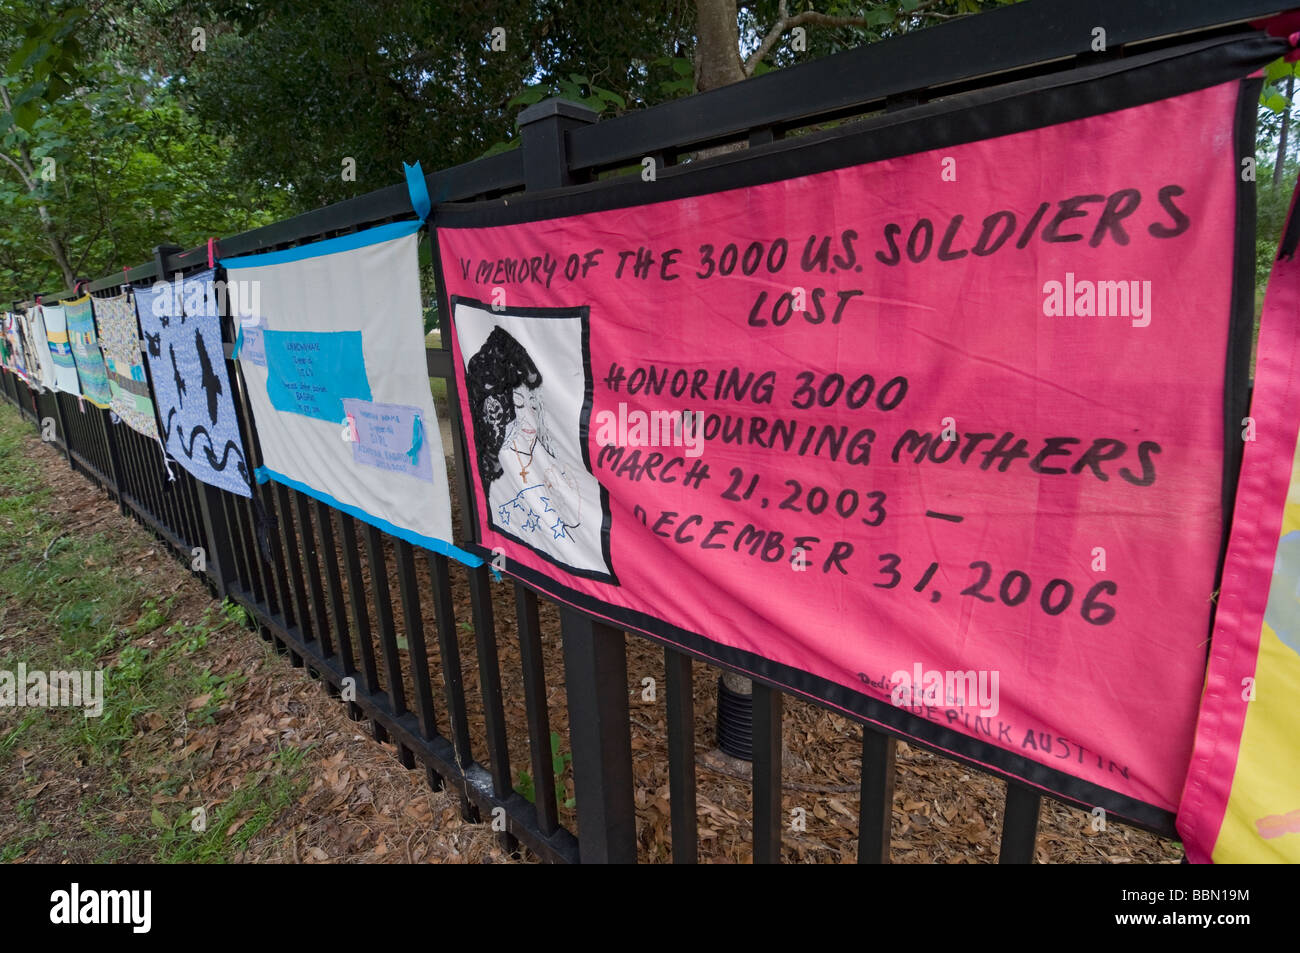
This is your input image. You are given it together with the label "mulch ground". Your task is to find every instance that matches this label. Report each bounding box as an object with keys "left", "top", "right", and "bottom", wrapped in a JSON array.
[{"left": 1, "top": 406, "right": 1183, "bottom": 863}]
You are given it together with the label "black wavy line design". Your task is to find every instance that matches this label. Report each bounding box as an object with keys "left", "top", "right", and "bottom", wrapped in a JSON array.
[{"left": 162, "top": 408, "right": 250, "bottom": 487}]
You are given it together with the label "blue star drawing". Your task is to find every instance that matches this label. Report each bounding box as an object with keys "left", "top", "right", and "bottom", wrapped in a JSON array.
[
  {"left": 551, "top": 517, "right": 569, "bottom": 540},
  {"left": 497, "top": 484, "right": 566, "bottom": 541}
]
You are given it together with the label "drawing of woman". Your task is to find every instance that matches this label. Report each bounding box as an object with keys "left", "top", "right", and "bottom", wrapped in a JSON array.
[{"left": 466, "top": 326, "right": 583, "bottom": 547}]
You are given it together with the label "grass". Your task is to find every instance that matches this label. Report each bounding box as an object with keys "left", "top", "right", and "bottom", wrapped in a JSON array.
[{"left": 0, "top": 402, "right": 309, "bottom": 863}]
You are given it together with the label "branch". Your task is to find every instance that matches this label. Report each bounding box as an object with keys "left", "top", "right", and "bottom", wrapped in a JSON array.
[
  {"left": 744, "top": 1, "right": 873, "bottom": 75},
  {"left": 743, "top": 0, "right": 962, "bottom": 76},
  {"left": 0, "top": 151, "right": 36, "bottom": 191}
]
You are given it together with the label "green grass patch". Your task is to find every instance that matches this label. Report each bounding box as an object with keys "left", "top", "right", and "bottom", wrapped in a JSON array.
[{"left": 0, "top": 403, "right": 306, "bottom": 863}]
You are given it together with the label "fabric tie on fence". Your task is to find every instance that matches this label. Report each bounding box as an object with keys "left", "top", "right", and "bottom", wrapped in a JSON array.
[
  {"left": 404, "top": 160, "right": 431, "bottom": 222},
  {"left": 1176, "top": 178, "right": 1300, "bottom": 864}
]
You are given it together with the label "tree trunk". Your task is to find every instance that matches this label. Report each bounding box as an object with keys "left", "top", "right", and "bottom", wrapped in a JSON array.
[
  {"left": 1275, "top": 73, "right": 1295, "bottom": 188},
  {"left": 0, "top": 86, "right": 76, "bottom": 289},
  {"left": 693, "top": 0, "right": 745, "bottom": 92},
  {"left": 19, "top": 142, "right": 77, "bottom": 289}
]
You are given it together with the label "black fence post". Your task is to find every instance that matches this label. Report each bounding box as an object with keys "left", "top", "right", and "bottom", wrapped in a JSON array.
[
  {"left": 517, "top": 97, "right": 598, "bottom": 190},
  {"left": 664, "top": 647, "right": 697, "bottom": 863},
  {"left": 518, "top": 97, "right": 639, "bottom": 863},
  {"left": 559, "top": 607, "right": 637, "bottom": 864}
]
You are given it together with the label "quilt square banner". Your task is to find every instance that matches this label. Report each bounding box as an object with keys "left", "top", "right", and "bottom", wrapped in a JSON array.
[
  {"left": 2, "top": 311, "right": 31, "bottom": 384},
  {"left": 94, "top": 291, "right": 159, "bottom": 440},
  {"left": 224, "top": 221, "right": 470, "bottom": 562},
  {"left": 62, "top": 295, "right": 112, "bottom": 408},
  {"left": 39, "top": 304, "right": 81, "bottom": 397},
  {"left": 22, "top": 306, "right": 56, "bottom": 393},
  {"left": 136, "top": 269, "right": 251, "bottom": 497},
  {"left": 438, "top": 37, "right": 1285, "bottom": 831}
]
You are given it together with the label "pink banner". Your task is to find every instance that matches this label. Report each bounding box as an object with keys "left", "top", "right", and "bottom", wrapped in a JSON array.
[{"left": 439, "top": 74, "right": 1257, "bottom": 823}]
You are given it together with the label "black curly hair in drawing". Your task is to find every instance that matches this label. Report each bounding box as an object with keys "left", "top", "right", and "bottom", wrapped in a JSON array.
[{"left": 466, "top": 326, "right": 544, "bottom": 493}]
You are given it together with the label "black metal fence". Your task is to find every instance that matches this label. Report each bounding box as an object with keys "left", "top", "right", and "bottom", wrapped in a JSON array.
[{"left": 3, "top": 0, "right": 1282, "bottom": 863}]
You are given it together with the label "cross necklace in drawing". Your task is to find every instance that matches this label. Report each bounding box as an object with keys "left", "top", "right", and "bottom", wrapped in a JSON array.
[{"left": 511, "top": 435, "right": 538, "bottom": 481}]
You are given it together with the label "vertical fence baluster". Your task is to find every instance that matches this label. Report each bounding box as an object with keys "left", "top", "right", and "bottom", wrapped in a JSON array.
[
  {"left": 338, "top": 513, "right": 383, "bottom": 739},
  {"left": 468, "top": 567, "right": 511, "bottom": 790},
  {"left": 664, "top": 647, "right": 697, "bottom": 863},
  {"left": 999, "top": 783, "right": 1042, "bottom": 864},
  {"left": 363, "top": 523, "right": 412, "bottom": 765},
  {"left": 235, "top": 497, "right": 265, "bottom": 606},
  {"left": 52, "top": 389, "right": 73, "bottom": 468},
  {"left": 857, "top": 727, "right": 896, "bottom": 864},
  {"left": 429, "top": 553, "right": 475, "bottom": 819},
  {"left": 272, "top": 482, "right": 310, "bottom": 665},
  {"left": 313, "top": 501, "right": 352, "bottom": 703},
  {"left": 293, "top": 491, "right": 332, "bottom": 658},
  {"left": 515, "top": 583, "right": 557, "bottom": 836},
  {"left": 468, "top": 564, "right": 516, "bottom": 851},
  {"left": 97, "top": 408, "right": 127, "bottom": 516},
  {"left": 395, "top": 540, "right": 439, "bottom": 778},
  {"left": 181, "top": 472, "right": 208, "bottom": 568},
  {"left": 751, "top": 681, "right": 783, "bottom": 864}
]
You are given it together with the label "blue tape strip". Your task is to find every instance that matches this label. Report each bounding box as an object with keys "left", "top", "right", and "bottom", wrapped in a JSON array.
[
  {"left": 254, "top": 465, "right": 483, "bottom": 568},
  {"left": 222, "top": 220, "right": 422, "bottom": 269},
  {"left": 404, "top": 160, "right": 431, "bottom": 222},
  {"left": 231, "top": 324, "right": 244, "bottom": 361}
]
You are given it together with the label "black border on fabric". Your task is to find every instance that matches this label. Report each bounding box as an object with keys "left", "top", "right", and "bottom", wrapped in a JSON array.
[
  {"left": 435, "top": 33, "right": 1288, "bottom": 837},
  {"left": 450, "top": 294, "right": 616, "bottom": 584},
  {"left": 1220, "top": 77, "right": 1264, "bottom": 602}
]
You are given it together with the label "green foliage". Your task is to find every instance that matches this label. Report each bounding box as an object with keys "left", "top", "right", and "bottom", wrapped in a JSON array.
[
  {"left": 3, "top": 3, "right": 89, "bottom": 131},
  {"left": 514, "top": 730, "right": 575, "bottom": 810},
  {"left": 0, "top": 0, "right": 293, "bottom": 294},
  {"left": 1261, "top": 57, "right": 1297, "bottom": 114},
  {"left": 221, "top": 598, "right": 250, "bottom": 629}
]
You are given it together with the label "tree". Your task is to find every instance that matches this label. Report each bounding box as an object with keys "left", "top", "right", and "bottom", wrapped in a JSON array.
[
  {"left": 0, "top": 1, "right": 293, "bottom": 295},
  {"left": 169, "top": 0, "right": 694, "bottom": 209}
]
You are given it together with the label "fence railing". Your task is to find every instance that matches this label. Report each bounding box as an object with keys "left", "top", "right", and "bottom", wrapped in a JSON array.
[{"left": 3, "top": 0, "right": 1282, "bottom": 862}]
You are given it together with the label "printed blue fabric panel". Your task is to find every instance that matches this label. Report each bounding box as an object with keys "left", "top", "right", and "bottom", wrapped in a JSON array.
[{"left": 135, "top": 270, "right": 251, "bottom": 497}]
